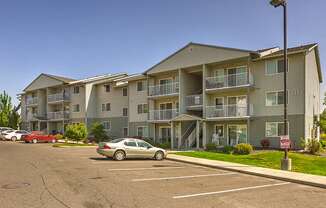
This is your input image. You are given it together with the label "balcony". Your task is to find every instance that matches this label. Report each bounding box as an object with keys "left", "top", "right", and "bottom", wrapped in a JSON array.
[
  {"left": 206, "top": 104, "right": 252, "bottom": 120},
  {"left": 26, "top": 97, "right": 38, "bottom": 106},
  {"left": 148, "top": 82, "right": 179, "bottom": 98},
  {"left": 205, "top": 72, "right": 253, "bottom": 92},
  {"left": 148, "top": 109, "right": 179, "bottom": 122},
  {"left": 47, "top": 93, "right": 70, "bottom": 103},
  {"left": 185, "top": 94, "right": 203, "bottom": 111},
  {"left": 47, "top": 111, "right": 70, "bottom": 120},
  {"left": 27, "top": 113, "right": 46, "bottom": 121}
]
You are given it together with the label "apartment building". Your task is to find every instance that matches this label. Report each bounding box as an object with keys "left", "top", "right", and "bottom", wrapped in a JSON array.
[{"left": 20, "top": 42, "right": 322, "bottom": 149}]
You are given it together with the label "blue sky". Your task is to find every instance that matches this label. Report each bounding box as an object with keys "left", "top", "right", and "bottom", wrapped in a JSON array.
[{"left": 0, "top": 0, "right": 325, "bottom": 106}]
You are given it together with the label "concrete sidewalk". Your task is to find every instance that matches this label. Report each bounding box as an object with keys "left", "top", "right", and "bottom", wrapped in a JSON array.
[{"left": 167, "top": 154, "right": 326, "bottom": 189}]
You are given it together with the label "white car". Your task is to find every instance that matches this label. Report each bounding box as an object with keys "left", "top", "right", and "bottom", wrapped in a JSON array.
[{"left": 3, "top": 130, "right": 30, "bottom": 141}]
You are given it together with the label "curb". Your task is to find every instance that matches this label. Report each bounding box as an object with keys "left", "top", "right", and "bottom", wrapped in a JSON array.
[{"left": 167, "top": 156, "right": 326, "bottom": 189}]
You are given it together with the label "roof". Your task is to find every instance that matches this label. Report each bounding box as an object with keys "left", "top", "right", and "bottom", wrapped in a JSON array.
[
  {"left": 259, "top": 43, "right": 318, "bottom": 59},
  {"left": 114, "top": 73, "right": 147, "bottom": 82},
  {"left": 69, "top": 73, "right": 127, "bottom": 85},
  {"left": 43, "top": 73, "right": 76, "bottom": 83},
  {"left": 144, "top": 42, "right": 256, "bottom": 74},
  {"left": 171, "top": 114, "right": 203, "bottom": 122}
]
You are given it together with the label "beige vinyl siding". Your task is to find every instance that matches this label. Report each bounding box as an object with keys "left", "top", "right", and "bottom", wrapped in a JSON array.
[{"left": 128, "top": 80, "right": 148, "bottom": 123}]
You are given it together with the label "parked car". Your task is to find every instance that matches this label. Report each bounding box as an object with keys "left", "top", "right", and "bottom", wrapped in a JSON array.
[
  {"left": 23, "top": 131, "right": 56, "bottom": 144},
  {"left": 0, "top": 129, "right": 14, "bottom": 140},
  {"left": 3, "top": 130, "right": 30, "bottom": 141},
  {"left": 97, "top": 138, "right": 167, "bottom": 161}
]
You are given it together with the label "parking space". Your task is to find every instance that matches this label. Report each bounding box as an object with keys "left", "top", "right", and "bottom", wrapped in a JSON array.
[{"left": 1, "top": 142, "right": 326, "bottom": 208}]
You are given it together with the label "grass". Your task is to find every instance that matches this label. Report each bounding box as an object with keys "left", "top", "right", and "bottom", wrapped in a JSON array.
[
  {"left": 53, "top": 143, "right": 97, "bottom": 148},
  {"left": 175, "top": 151, "right": 326, "bottom": 176}
]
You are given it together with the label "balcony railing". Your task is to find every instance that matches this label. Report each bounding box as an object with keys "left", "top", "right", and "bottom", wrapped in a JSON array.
[
  {"left": 185, "top": 94, "right": 203, "bottom": 108},
  {"left": 149, "top": 109, "right": 179, "bottom": 121},
  {"left": 26, "top": 97, "right": 38, "bottom": 105},
  {"left": 47, "top": 111, "right": 70, "bottom": 120},
  {"left": 148, "top": 82, "right": 179, "bottom": 97},
  {"left": 206, "top": 72, "right": 253, "bottom": 90},
  {"left": 27, "top": 113, "right": 46, "bottom": 120},
  {"left": 47, "top": 93, "right": 70, "bottom": 103},
  {"left": 206, "top": 104, "right": 251, "bottom": 118}
]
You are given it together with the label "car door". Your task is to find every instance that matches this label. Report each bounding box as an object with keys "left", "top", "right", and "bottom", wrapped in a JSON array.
[
  {"left": 123, "top": 140, "right": 139, "bottom": 158},
  {"left": 136, "top": 140, "right": 155, "bottom": 158}
]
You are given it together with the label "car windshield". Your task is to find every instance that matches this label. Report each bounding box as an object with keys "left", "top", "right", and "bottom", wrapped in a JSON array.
[{"left": 109, "top": 138, "right": 125, "bottom": 143}]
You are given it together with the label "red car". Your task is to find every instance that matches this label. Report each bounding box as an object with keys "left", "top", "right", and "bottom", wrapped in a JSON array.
[{"left": 23, "top": 131, "right": 56, "bottom": 144}]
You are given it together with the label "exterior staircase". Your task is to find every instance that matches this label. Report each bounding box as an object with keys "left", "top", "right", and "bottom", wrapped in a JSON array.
[{"left": 179, "top": 121, "right": 197, "bottom": 149}]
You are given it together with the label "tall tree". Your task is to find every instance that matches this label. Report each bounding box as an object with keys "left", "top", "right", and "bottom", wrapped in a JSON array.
[{"left": 0, "top": 91, "right": 20, "bottom": 128}]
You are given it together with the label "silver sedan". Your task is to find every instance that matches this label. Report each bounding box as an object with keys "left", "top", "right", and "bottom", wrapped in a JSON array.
[{"left": 96, "top": 138, "right": 167, "bottom": 161}]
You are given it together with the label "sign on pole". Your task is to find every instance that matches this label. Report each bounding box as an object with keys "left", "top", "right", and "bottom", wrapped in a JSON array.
[{"left": 280, "top": 135, "right": 291, "bottom": 149}]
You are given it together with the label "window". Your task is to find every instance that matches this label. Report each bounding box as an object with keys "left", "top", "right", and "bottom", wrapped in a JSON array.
[
  {"left": 73, "top": 104, "right": 80, "bottom": 112},
  {"left": 266, "top": 91, "right": 287, "bottom": 106},
  {"left": 123, "top": 127, "right": 128, "bottom": 137},
  {"left": 137, "top": 126, "right": 148, "bottom": 137},
  {"left": 102, "top": 103, "right": 111, "bottom": 111},
  {"left": 137, "top": 141, "right": 152, "bottom": 148},
  {"left": 102, "top": 121, "right": 111, "bottom": 130},
  {"left": 215, "top": 97, "right": 224, "bottom": 109},
  {"left": 266, "top": 59, "right": 288, "bottom": 75},
  {"left": 137, "top": 81, "right": 145, "bottom": 91},
  {"left": 124, "top": 140, "right": 137, "bottom": 147},
  {"left": 104, "top": 84, "right": 110, "bottom": 92},
  {"left": 123, "top": 108, "right": 128, "bottom": 116},
  {"left": 122, "top": 87, "right": 128, "bottom": 96},
  {"left": 137, "top": 104, "right": 148, "bottom": 114},
  {"left": 73, "top": 86, "right": 80, "bottom": 94},
  {"left": 265, "top": 122, "right": 289, "bottom": 137}
]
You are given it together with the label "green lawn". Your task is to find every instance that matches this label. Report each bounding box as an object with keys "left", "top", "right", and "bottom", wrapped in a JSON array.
[
  {"left": 53, "top": 143, "right": 97, "bottom": 148},
  {"left": 175, "top": 151, "right": 326, "bottom": 176}
]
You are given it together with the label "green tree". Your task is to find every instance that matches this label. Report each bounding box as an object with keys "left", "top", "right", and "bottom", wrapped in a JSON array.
[
  {"left": 319, "top": 110, "right": 326, "bottom": 133},
  {"left": 90, "top": 122, "right": 108, "bottom": 143},
  {"left": 0, "top": 91, "right": 20, "bottom": 128},
  {"left": 64, "top": 123, "right": 88, "bottom": 143}
]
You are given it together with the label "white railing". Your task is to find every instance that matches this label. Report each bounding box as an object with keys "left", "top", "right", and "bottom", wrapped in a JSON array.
[
  {"left": 185, "top": 94, "right": 203, "bottom": 107},
  {"left": 47, "top": 111, "right": 70, "bottom": 120},
  {"left": 149, "top": 109, "right": 179, "bottom": 121},
  {"left": 206, "top": 72, "right": 253, "bottom": 90},
  {"left": 206, "top": 104, "right": 251, "bottom": 118},
  {"left": 26, "top": 97, "right": 38, "bottom": 105},
  {"left": 47, "top": 93, "right": 70, "bottom": 103},
  {"left": 148, "top": 82, "right": 179, "bottom": 97}
]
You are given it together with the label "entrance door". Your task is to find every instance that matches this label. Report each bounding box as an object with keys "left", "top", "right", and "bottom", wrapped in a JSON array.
[
  {"left": 227, "top": 96, "right": 247, "bottom": 117},
  {"left": 228, "top": 125, "right": 247, "bottom": 146},
  {"left": 159, "top": 79, "right": 172, "bottom": 94},
  {"left": 228, "top": 68, "right": 237, "bottom": 87},
  {"left": 160, "top": 103, "right": 172, "bottom": 120},
  {"left": 160, "top": 127, "right": 171, "bottom": 143}
]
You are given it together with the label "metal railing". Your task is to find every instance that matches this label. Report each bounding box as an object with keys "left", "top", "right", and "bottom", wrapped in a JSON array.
[
  {"left": 149, "top": 109, "right": 179, "bottom": 121},
  {"left": 26, "top": 97, "right": 38, "bottom": 105},
  {"left": 206, "top": 104, "right": 251, "bottom": 118},
  {"left": 47, "top": 111, "right": 70, "bottom": 120},
  {"left": 148, "top": 82, "right": 179, "bottom": 97},
  {"left": 185, "top": 94, "right": 203, "bottom": 107},
  {"left": 206, "top": 72, "right": 253, "bottom": 90},
  {"left": 47, "top": 93, "right": 70, "bottom": 103}
]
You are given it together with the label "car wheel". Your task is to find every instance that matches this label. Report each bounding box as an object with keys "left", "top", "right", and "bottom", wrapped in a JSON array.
[
  {"left": 155, "top": 151, "right": 164, "bottom": 160},
  {"left": 32, "top": 139, "right": 38, "bottom": 144},
  {"left": 11, "top": 136, "right": 17, "bottom": 142},
  {"left": 114, "top": 150, "right": 125, "bottom": 161}
]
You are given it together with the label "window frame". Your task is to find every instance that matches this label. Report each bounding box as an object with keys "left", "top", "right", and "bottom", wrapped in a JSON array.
[
  {"left": 265, "top": 122, "right": 290, "bottom": 137},
  {"left": 265, "top": 90, "right": 289, "bottom": 106},
  {"left": 102, "top": 121, "right": 111, "bottom": 131},
  {"left": 265, "top": 59, "right": 289, "bottom": 75},
  {"left": 72, "top": 104, "right": 80, "bottom": 112},
  {"left": 137, "top": 103, "right": 148, "bottom": 114},
  {"left": 122, "top": 87, "right": 128, "bottom": 96},
  {"left": 122, "top": 107, "right": 128, "bottom": 117},
  {"left": 73, "top": 86, "right": 80, "bottom": 94},
  {"left": 104, "top": 84, "right": 111, "bottom": 92},
  {"left": 137, "top": 81, "right": 145, "bottom": 92}
]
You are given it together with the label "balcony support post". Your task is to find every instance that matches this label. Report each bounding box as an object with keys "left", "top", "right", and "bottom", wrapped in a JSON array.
[
  {"left": 202, "top": 121, "right": 207, "bottom": 149},
  {"left": 196, "top": 120, "right": 200, "bottom": 149},
  {"left": 170, "top": 121, "right": 174, "bottom": 150}
]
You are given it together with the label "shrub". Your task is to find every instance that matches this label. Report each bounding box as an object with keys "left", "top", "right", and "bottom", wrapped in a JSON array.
[
  {"left": 64, "top": 123, "right": 87, "bottom": 143},
  {"left": 320, "top": 140, "right": 326, "bottom": 149},
  {"left": 156, "top": 142, "right": 171, "bottom": 149},
  {"left": 90, "top": 122, "right": 108, "bottom": 143},
  {"left": 233, "top": 143, "right": 253, "bottom": 155},
  {"left": 205, "top": 143, "right": 217, "bottom": 151},
  {"left": 55, "top": 134, "right": 64, "bottom": 141},
  {"left": 320, "top": 133, "right": 326, "bottom": 140},
  {"left": 301, "top": 138, "right": 322, "bottom": 155},
  {"left": 260, "top": 139, "right": 270, "bottom": 149},
  {"left": 222, "top": 146, "right": 234, "bottom": 154}
]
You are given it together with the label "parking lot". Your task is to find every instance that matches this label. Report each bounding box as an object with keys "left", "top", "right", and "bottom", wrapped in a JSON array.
[{"left": 1, "top": 142, "right": 325, "bottom": 208}]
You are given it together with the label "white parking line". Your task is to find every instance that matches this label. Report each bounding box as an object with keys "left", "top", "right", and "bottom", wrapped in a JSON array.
[
  {"left": 132, "top": 172, "right": 237, "bottom": 182},
  {"left": 108, "top": 166, "right": 184, "bottom": 171},
  {"left": 173, "top": 182, "right": 291, "bottom": 199}
]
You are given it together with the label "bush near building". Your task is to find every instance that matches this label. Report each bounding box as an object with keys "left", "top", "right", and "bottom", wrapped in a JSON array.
[
  {"left": 90, "top": 122, "right": 108, "bottom": 143},
  {"left": 233, "top": 143, "right": 253, "bottom": 155},
  {"left": 64, "top": 123, "right": 87, "bottom": 143}
]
